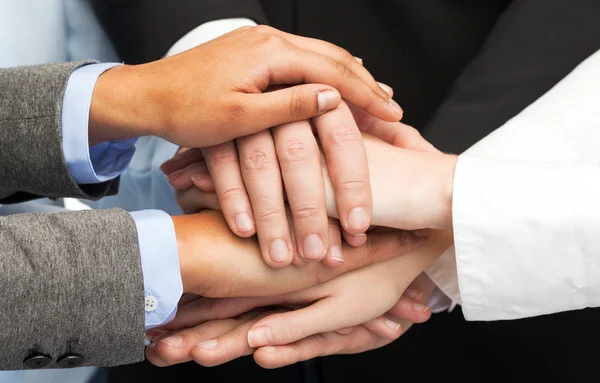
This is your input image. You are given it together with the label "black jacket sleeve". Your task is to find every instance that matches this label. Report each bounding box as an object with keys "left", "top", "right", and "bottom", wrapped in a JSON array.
[
  {"left": 422, "top": 0, "right": 600, "bottom": 153},
  {"left": 91, "top": 0, "right": 268, "bottom": 64}
]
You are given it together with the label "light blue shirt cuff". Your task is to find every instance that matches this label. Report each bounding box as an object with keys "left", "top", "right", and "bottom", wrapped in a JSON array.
[
  {"left": 131, "top": 210, "right": 183, "bottom": 330},
  {"left": 62, "top": 62, "right": 138, "bottom": 184}
]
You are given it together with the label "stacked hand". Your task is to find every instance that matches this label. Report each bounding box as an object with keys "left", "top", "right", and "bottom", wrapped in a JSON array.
[{"left": 158, "top": 102, "right": 457, "bottom": 368}]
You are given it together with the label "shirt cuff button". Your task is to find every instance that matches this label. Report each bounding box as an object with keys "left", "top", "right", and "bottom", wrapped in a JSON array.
[{"left": 145, "top": 296, "right": 159, "bottom": 312}]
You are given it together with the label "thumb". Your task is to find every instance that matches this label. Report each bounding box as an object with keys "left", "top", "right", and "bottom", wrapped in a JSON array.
[{"left": 244, "top": 85, "right": 341, "bottom": 133}]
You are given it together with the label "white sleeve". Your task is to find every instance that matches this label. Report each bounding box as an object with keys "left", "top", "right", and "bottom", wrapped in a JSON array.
[
  {"left": 165, "top": 18, "right": 257, "bottom": 57},
  {"left": 427, "top": 48, "right": 600, "bottom": 320}
]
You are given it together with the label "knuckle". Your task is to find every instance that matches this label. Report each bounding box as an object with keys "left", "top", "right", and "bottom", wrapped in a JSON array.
[
  {"left": 256, "top": 208, "right": 285, "bottom": 224},
  {"left": 336, "top": 45, "right": 354, "bottom": 64},
  {"left": 339, "top": 179, "right": 369, "bottom": 196},
  {"left": 326, "top": 124, "right": 362, "bottom": 148},
  {"left": 217, "top": 186, "right": 247, "bottom": 202},
  {"left": 334, "top": 59, "right": 354, "bottom": 81},
  {"left": 278, "top": 138, "right": 318, "bottom": 164},
  {"left": 288, "top": 89, "right": 310, "bottom": 118},
  {"left": 293, "top": 203, "right": 323, "bottom": 220},
  {"left": 253, "top": 25, "right": 275, "bottom": 35},
  {"left": 280, "top": 314, "right": 304, "bottom": 341},
  {"left": 242, "top": 148, "right": 276, "bottom": 171},
  {"left": 208, "top": 145, "right": 237, "bottom": 166}
]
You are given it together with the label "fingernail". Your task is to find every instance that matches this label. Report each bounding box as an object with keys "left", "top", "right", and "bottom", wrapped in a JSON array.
[
  {"left": 235, "top": 213, "right": 254, "bottom": 233},
  {"left": 160, "top": 335, "right": 183, "bottom": 349},
  {"left": 197, "top": 339, "right": 218, "bottom": 351},
  {"left": 413, "top": 303, "right": 429, "bottom": 312},
  {"left": 385, "top": 319, "right": 402, "bottom": 332},
  {"left": 329, "top": 245, "right": 343, "bottom": 262},
  {"left": 270, "top": 239, "right": 291, "bottom": 263},
  {"left": 413, "top": 229, "right": 430, "bottom": 238},
  {"left": 262, "top": 346, "right": 277, "bottom": 353},
  {"left": 248, "top": 326, "right": 273, "bottom": 348},
  {"left": 404, "top": 288, "right": 423, "bottom": 301},
  {"left": 347, "top": 207, "right": 370, "bottom": 232},
  {"left": 354, "top": 57, "right": 363, "bottom": 65},
  {"left": 303, "top": 234, "right": 326, "bottom": 260},
  {"left": 377, "top": 82, "right": 393, "bottom": 96},
  {"left": 318, "top": 90, "right": 341, "bottom": 112},
  {"left": 167, "top": 170, "right": 182, "bottom": 184},
  {"left": 388, "top": 98, "right": 403, "bottom": 115}
]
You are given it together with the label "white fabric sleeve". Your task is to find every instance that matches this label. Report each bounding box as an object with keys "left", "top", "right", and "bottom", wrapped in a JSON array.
[
  {"left": 426, "top": 48, "right": 600, "bottom": 319},
  {"left": 166, "top": 18, "right": 257, "bottom": 57}
]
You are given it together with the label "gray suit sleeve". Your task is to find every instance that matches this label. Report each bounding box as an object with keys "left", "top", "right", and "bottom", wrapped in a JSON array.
[
  {"left": 0, "top": 208, "right": 145, "bottom": 369},
  {"left": 0, "top": 64, "right": 146, "bottom": 368},
  {"left": 0, "top": 61, "right": 119, "bottom": 203}
]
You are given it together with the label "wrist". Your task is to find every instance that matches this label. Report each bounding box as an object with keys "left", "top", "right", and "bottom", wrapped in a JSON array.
[
  {"left": 172, "top": 215, "right": 197, "bottom": 294},
  {"left": 430, "top": 154, "right": 457, "bottom": 230},
  {"left": 88, "top": 64, "right": 161, "bottom": 145}
]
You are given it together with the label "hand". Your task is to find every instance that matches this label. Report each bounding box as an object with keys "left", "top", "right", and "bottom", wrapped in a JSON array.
[
  {"left": 165, "top": 127, "right": 457, "bottom": 238},
  {"left": 173, "top": 210, "right": 428, "bottom": 297},
  {"left": 88, "top": 26, "right": 402, "bottom": 147},
  {"left": 145, "top": 275, "right": 435, "bottom": 368},
  {"left": 160, "top": 92, "right": 431, "bottom": 268}
]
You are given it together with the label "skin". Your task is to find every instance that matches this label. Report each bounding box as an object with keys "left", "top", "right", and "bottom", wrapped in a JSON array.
[
  {"left": 157, "top": 115, "right": 458, "bottom": 368},
  {"left": 147, "top": 235, "right": 449, "bottom": 368},
  {"left": 172, "top": 210, "right": 429, "bottom": 298},
  {"left": 162, "top": 99, "right": 456, "bottom": 270},
  {"left": 87, "top": 26, "right": 402, "bottom": 147}
]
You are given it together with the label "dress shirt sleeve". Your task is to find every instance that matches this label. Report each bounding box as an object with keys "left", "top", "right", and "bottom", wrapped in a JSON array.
[
  {"left": 166, "top": 18, "right": 257, "bottom": 57},
  {"left": 442, "top": 49, "right": 600, "bottom": 321},
  {"left": 62, "top": 62, "right": 138, "bottom": 185},
  {"left": 453, "top": 158, "right": 600, "bottom": 321},
  {"left": 130, "top": 210, "right": 182, "bottom": 330}
]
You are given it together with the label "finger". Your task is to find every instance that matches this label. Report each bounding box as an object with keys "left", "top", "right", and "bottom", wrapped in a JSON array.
[
  {"left": 237, "top": 130, "right": 294, "bottom": 267},
  {"left": 164, "top": 296, "right": 278, "bottom": 331},
  {"left": 190, "top": 309, "right": 287, "bottom": 367},
  {"left": 377, "top": 82, "right": 394, "bottom": 97},
  {"left": 272, "top": 120, "right": 329, "bottom": 262},
  {"left": 258, "top": 28, "right": 391, "bottom": 105},
  {"left": 176, "top": 188, "right": 220, "bottom": 214},
  {"left": 147, "top": 310, "right": 264, "bottom": 367},
  {"left": 349, "top": 103, "right": 439, "bottom": 153},
  {"left": 203, "top": 142, "right": 256, "bottom": 237},
  {"left": 386, "top": 295, "right": 432, "bottom": 324},
  {"left": 191, "top": 172, "right": 215, "bottom": 192},
  {"left": 313, "top": 102, "right": 372, "bottom": 235},
  {"left": 254, "top": 326, "right": 392, "bottom": 369},
  {"left": 339, "top": 229, "right": 426, "bottom": 273},
  {"left": 253, "top": 45, "right": 402, "bottom": 123},
  {"left": 321, "top": 218, "right": 344, "bottom": 267},
  {"left": 167, "top": 161, "right": 209, "bottom": 190},
  {"left": 287, "top": 206, "right": 309, "bottom": 268},
  {"left": 341, "top": 229, "right": 367, "bottom": 248},
  {"left": 361, "top": 315, "right": 407, "bottom": 341},
  {"left": 161, "top": 148, "right": 204, "bottom": 175},
  {"left": 179, "top": 294, "right": 202, "bottom": 306}
]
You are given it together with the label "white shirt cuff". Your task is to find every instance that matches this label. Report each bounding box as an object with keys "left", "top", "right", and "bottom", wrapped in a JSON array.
[
  {"left": 166, "top": 18, "right": 257, "bottom": 57},
  {"left": 453, "top": 157, "right": 600, "bottom": 321}
]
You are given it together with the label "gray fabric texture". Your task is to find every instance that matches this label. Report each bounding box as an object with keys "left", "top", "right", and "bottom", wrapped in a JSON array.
[{"left": 0, "top": 63, "right": 145, "bottom": 369}]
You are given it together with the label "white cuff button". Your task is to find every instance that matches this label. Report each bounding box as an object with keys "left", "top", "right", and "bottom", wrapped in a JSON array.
[{"left": 145, "top": 296, "right": 159, "bottom": 312}]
